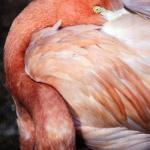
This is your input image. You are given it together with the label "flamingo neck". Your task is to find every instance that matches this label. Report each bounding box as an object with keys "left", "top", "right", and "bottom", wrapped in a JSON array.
[{"left": 4, "top": 0, "right": 57, "bottom": 88}]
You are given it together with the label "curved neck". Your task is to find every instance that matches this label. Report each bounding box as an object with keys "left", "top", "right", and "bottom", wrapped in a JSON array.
[{"left": 4, "top": 1, "right": 57, "bottom": 79}]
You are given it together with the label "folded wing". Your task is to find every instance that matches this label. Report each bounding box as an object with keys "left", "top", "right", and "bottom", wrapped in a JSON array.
[
  {"left": 25, "top": 24, "right": 150, "bottom": 131},
  {"left": 123, "top": 0, "right": 150, "bottom": 18}
]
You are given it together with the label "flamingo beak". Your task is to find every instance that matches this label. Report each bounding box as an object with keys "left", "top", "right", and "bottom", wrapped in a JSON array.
[{"left": 100, "top": 8, "right": 128, "bottom": 21}]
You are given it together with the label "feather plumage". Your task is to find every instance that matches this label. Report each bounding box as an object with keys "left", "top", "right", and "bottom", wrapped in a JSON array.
[
  {"left": 4, "top": 0, "right": 150, "bottom": 149},
  {"left": 25, "top": 12, "right": 150, "bottom": 149}
]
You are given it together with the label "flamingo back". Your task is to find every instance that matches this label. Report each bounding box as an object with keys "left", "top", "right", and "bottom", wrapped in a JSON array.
[{"left": 25, "top": 19, "right": 150, "bottom": 149}]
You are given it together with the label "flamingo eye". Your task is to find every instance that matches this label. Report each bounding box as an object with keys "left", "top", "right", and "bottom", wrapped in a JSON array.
[{"left": 93, "top": 6, "right": 105, "bottom": 14}]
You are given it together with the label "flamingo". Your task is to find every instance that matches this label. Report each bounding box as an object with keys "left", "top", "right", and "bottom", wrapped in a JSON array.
[{"left": 4, "top": 0, "right": 150, "bottom": 150}]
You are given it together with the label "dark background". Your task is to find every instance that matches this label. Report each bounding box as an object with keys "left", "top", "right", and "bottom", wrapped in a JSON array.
[{"left": 0, "top": 1, "right": 29, "bottom": 150}]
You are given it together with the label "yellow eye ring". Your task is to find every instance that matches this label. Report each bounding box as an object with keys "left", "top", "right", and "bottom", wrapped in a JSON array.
[{"left": 93, "top": 6, "right": 105, "bottom": 14}]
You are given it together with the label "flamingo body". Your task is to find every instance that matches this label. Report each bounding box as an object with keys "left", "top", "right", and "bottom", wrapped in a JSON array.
[
  {"left": 4, "top": 0, "right": 150, "bottom": 149},
  {"left": 25, "top": 12, "right": 150, "bottom": 149}
]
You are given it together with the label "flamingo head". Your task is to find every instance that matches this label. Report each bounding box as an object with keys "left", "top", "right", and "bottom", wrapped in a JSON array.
[{"left": 36, "top": 0, "right": 124, "bottom": 26}]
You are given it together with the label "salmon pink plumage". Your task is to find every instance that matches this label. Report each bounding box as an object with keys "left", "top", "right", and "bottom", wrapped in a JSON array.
[{"left": 4, "top": 0, "right": 150, "bottom": 150}]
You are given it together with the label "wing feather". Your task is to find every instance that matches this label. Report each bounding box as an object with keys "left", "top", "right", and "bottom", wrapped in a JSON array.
[
  {"left": 79, "top": 126, "right": 150, "bottom": 150},
  {"left": 123, "top": 0, "right": 150, "bottom": 18},
  {"left": 25, "top": 24, "right": 150, "bottom": 131}
]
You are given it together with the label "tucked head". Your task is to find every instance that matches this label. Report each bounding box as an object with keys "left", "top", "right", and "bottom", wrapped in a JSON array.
[
  {"left": 5, "top": 0, "right": 124, "bottom": 54},
  {"left": 44, "top": 0, "right": 124, "bottom": 26}
]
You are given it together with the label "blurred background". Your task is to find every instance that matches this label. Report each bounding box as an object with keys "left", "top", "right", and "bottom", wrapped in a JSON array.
[{"left": 0, "top": 0, "right": 30, "bottom": 150}]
